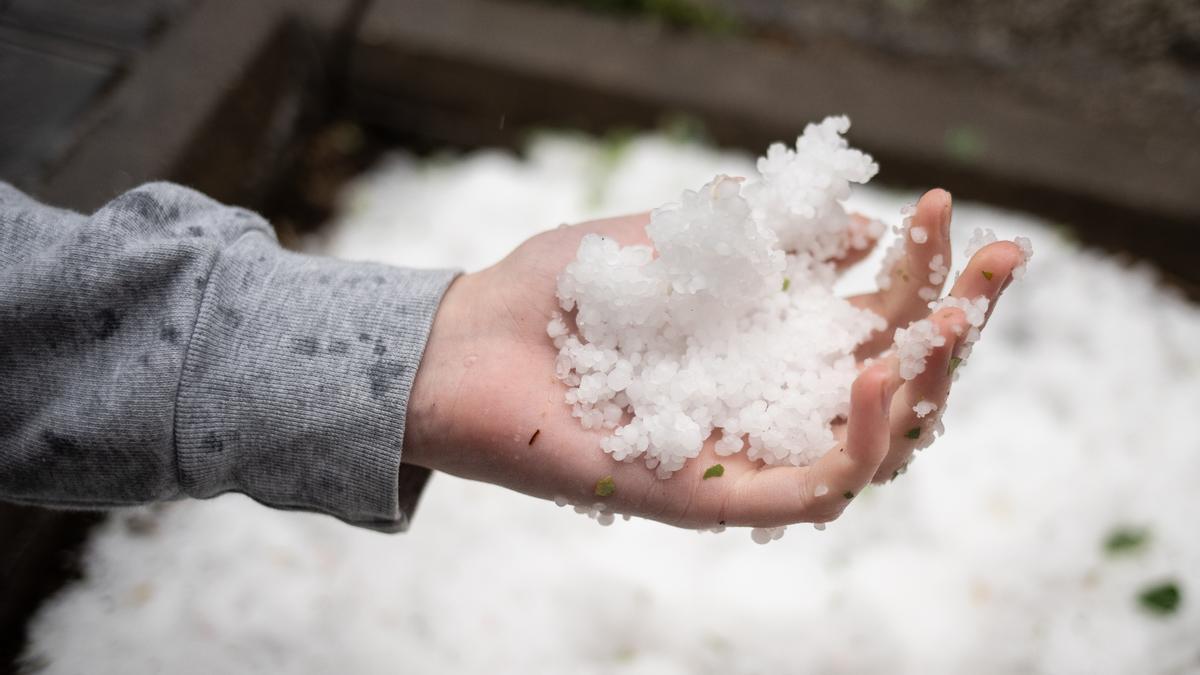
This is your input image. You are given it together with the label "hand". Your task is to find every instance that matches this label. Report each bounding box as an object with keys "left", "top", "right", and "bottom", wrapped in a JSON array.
[{"left": 403, "top": 189, "right": 1024, "bottom": 529}]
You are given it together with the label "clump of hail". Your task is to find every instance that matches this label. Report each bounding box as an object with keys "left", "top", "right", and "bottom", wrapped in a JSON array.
[{"left": 550, "top": 116, "right": 890, "bottom": 478}]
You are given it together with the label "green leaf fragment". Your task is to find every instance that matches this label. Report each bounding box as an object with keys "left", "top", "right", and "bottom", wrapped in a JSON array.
[
  {"left": 948, "top": 356, "right": 963, "bottom": 375},
  {"left": 982, "top": 270, "right": 994, "bottom": 280},
  {"left": 1104, "top": 527, "right": 1150, "bottom": 556},
  {"left": 702, "top": 463, "right": 725, "bottom": 479},
  {"left": 782, "top": 277, "right": 791, "bottom": 292},
  {"left": 1138, "top": 581, "right": 1181, "bottom": 616},
  {"left": 594, "top": 476, "right": 615, "bottom": 497},
  {"left": 904, "top": 427, "right": 921, "bottom": 439},
  {"left": 843, "top": 491, "right": 854, "bottom": 500}
]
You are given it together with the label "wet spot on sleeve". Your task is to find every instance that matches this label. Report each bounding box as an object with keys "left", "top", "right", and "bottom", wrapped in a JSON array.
[
  {"left": 187, "top": 226, "right": 204, "bottom": 237},
  {"left": 366, "top": 360, "right": 407, "bottom": 398},
  {"left": 290, "top": 336, "right": 319, "bottom": 357},
  {"left": 41, "top": 430, "right": 81, "bottom": 456},
  {"left": 201, "top": 432, "right": 225, "bottom": 454},
  {"left": 110, "top": 191, "right": 161, "bottom": 220},
  {"left": 215, "top": 306, "right": 242, "bottom": 329},
  {"left": 327, "top": 340, "right": 350, "bottom": 355},
  {"left": 93, "top": 309, "right": 121, "bottom": 340},
  {"left": 195, "top": 276, "right": 208, "bottom": 290},
  {"left": 160, "top": 323, "right": 179, "bottom": 344},
  {"left": 358, "top": 332, "right": 371, "bottom": 343},
  {"left": 373, "top": 338, "right": 387, "bottom": 356}
]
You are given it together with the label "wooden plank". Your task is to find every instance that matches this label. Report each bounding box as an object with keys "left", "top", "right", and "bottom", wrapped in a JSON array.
[
  {"left": 351, "top": 0, "right": 1200, "bottom": 292},
  {"left": 354, "top": 0, "right": 1199, "bottom": 221},
  {"left": 0, "top": 35, "right": 116, "bottom": 180},
  {"left": 2, "top": 0, "right": 194, "bottom": 51},
  {"left": 31, "top": 0, "right": 360, "bottom": 212}
]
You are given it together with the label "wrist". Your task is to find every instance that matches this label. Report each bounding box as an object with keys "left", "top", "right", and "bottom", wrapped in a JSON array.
[{"left": 403, "top": 271, "right": 479, "bottom": 470}]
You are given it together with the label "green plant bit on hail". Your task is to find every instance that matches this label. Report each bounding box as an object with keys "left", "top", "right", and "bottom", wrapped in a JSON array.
[
  {"left": 702, "top": 464, "right": 725, "bottom": 479},
  {"left": 1104, "top": 527, "right": 1150, "bottom": 556},
  {"left": 594, "top": 476, "right": 616, "bottom": 497},
  {"left": 1138, "top": 581, "right": 1182, "bottom": 616}
]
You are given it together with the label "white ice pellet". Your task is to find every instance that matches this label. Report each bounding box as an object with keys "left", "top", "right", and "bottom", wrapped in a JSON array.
[
  {"left": 928, "top": 295, "right": 990, "bottom": 329},
  {"left": 814, "top": 484, "right": 830, "bottom": 497},
  {"left": 893, "top": 319, "right": 947, "bottom": 380},
  {"left": 750, "top": 526, "right": 787, "bottom": 545},
  {"left": 913, "top": 400, "right": 938, "bottom": 418},
  {"left": 910, "top": 226, "right": 928, "bottom": 244},
  {"left": 1013, "top": 235, "right": 1034, "bottom": 279},
  {"left": 750, "top": 528, "right": 773, "bottom": 545},
  {"left": 874, "top": 206, "right": 914, "bottom": 290},
  {"left": 964, "top": 227, "right": 998, "bottom": 258},
  {"left": 928, "top": 254, "right": 949, "bottom": 285}
]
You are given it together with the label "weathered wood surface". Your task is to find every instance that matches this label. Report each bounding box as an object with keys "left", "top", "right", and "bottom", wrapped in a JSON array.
[
  {"left": 352, "top": 0, "right": 1200, "bottom": 290},
  {"left": 31, "top": 0, "right": 362, "bottom": 212}
]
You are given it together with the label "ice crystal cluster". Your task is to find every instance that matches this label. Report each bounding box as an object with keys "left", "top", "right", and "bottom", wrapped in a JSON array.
[{"left": 550, "top": 117, "right": 886, "bottom": 476}]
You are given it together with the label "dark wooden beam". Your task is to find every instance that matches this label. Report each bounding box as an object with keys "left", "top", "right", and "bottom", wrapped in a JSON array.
[
  {"left": 351, "top": 0, "right": 1200, "bottom": 292},
  {"left": 32, "top": 0, "right": 362, "bottom": 213}
]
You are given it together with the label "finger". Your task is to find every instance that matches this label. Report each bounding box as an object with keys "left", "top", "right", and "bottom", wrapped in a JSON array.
[
  {"left": 873, "top": 308, "right": 967, "bottom": 482},
  {"left": 872, "top": 241, "right": 1024, "bottom": 482},
  {"left": 720, "top": 359, "right": 901, "bottom": 528},
  {"left": 831, "top": 214, "right": 884, "bottom": 272},
  {"left": 850, "top": 189, "right": 953, "bottom": 357},
  {"left": 946, "top": 240, "right": 1024, "bottom": 327}
]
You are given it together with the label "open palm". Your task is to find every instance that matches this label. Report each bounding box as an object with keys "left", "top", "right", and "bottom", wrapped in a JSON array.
[{"left": 403, "top": 189, "right": 1024, "bottom": 529}]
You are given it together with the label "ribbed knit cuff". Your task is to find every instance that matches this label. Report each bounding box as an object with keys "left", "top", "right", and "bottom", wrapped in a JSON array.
[{"left": 175, "top": 229, "right": 457, "bottom": 531}]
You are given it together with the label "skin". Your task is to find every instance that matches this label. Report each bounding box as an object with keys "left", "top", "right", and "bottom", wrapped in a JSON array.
[{"left": 403, "top": 189, "right": 1025, "bottom": 530}]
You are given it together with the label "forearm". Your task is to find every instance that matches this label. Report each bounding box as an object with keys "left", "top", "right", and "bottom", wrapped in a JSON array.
[{"left": 0, "top": 182, "right": 457, "bottom": 530}]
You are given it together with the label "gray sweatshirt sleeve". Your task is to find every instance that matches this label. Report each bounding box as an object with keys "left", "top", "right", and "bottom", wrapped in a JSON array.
[{"left": 0, "top": 181, "right": 457, "bottom": 532}]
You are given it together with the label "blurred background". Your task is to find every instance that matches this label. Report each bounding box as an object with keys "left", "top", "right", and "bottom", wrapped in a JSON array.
[{"left": 1, "top": 0, "right": 1199, "bottom": 673}]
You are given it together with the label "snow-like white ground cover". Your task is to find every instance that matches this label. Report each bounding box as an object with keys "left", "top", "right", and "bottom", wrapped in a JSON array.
[{"left": 23, "top": 132, "right": 1200, "bottom": 675}]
